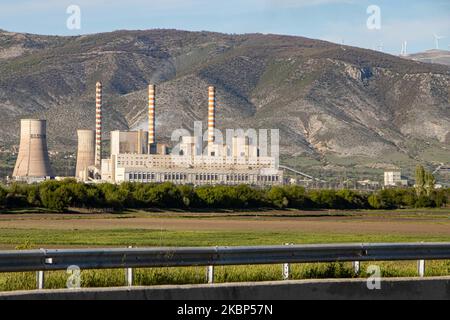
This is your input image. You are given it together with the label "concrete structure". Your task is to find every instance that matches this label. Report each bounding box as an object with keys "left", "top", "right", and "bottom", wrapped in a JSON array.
[
  {"left": 106, "top": 153, "right": 281, "bottom": 185},
  {"left": 75, "top": 130, "right": 95, "bottom": 180},
  {"left": 12, "top": 119, "right": 53, "bottom": 182},
  {"left": 384, "top": 171, "right": 408, "bottom": 187},
  {"left": 111, "top": 130, "right": 148, "bottom": 155},
  {"left": 95, "top": 82, "right": 102, "bottom": 168},
  {"left": 2, "top": 277, "right": 450, "bottom": 300}
]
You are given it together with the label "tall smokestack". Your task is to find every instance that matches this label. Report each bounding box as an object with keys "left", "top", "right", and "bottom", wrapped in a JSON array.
[
  {"left": 208, "top": 86, "right": 216, "bottom": 147},
  {"left": 148, "top": 84, "right": 156, "bottom": 146},
  {"left": 95, "top": 81, "right": 102, "bottom": 168}
]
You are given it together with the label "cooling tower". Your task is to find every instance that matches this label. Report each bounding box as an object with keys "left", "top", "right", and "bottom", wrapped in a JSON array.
[
  {"left": 208, "top": 86, "right": 216, "bottom": 146},
  {"left": 12, "top": 119, "right": 53, "bottom": 180},
  {"left": 75, "top": 129, "right": 95, "bottom": 179},
  {"left": 95, "top": 81, "right": 102, "bottom": 168},
  {"left": 148, "top": 84, "right": 156, "bottom": 145}
]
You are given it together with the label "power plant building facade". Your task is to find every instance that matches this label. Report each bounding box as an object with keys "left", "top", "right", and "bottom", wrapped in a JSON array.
[
  {"left": 13, "top": 119, "right": 53, "bottom": 183},
  {"left": 76, "top": 83, "right": 283, "bottom": 186}
]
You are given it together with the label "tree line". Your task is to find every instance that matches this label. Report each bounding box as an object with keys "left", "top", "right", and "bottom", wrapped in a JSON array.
[{"left": 0, "top": 179, "right": 448, "bottom": 212}]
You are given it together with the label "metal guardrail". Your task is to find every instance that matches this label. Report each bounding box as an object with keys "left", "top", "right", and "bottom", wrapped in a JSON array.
[
  {"left": 1, "top": 243, "right": 450, "bottom": 272},
  {"left": 1, "top": 243, "right": 449, "bottom": 288}
]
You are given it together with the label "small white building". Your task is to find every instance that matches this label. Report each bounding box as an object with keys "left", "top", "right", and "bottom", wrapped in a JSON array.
[{"left": 384, "top": 171, "right": 408, "bottom": 187}]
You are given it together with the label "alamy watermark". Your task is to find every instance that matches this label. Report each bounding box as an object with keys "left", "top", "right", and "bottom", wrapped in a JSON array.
[
  {"left": 366, "top": 5, "right": 381, "bottom": 30},
  {"left": 66, "top": 265, "right": 81, "bottom": 289},
  {"left": 170, "top": 121, "right": 280, "bottom": 167},
  {"left": 66, "top": 5, "right": 81, "bottom": 30},
  {"left": 366, "top": 265, "right": 382, "bottom": 290}
]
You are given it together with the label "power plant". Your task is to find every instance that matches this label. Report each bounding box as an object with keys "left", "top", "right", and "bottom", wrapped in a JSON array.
[
  {"left": 76, "top": 83, "right": 283, "bottom": 185},
  {"left": 12, "top": 119, "right": 53, "bottom": 183},
  {"left": 11, "top": 82, "right": 282, "bottom": 186}
]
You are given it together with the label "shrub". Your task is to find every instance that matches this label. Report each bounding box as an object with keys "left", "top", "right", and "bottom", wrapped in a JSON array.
[
  {"left": 0, "top": 180, "right": 445, "bottom": 211},
  {"left": 284, "top": 185, "right": 310, "bottom": 209},
  {"left": 368, "top": 194, "right": 381, "bottom": 209},
  {"left": 266, "top": 186, "right": 289, "bottom": 209},
  {"left": 195, "top": 186, "right": 230, "bottom": 208},
  {"left": 0, "top": 186, "right": 7, "bottom": 207},
  {"left": 38, "top": 180, "right": 74, "bottom": 212}
]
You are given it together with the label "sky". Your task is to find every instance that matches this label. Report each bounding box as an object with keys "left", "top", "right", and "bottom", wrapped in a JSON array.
[{"left": 0, "top": 0, "right": 449, "bottom": 54}]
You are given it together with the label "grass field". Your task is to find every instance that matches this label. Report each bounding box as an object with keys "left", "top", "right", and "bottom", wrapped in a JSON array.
[{"left": 0, "top": 208, "right": 449, "bottom": 291}]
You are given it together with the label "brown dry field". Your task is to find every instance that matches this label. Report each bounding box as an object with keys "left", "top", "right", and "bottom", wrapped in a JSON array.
[{"left": 0, "top": 209, "right": 449, "bottom": 235}]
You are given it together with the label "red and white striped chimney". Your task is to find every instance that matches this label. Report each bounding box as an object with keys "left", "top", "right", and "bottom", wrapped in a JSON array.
[
  {"left": 95, "top": 81, "right": 102, "bottom": 168},
  {"left": 207, "top": 86, "right": 216, "bottom": 146},
  {"left": 148, "top": 84, "right": 156, "bottom": 147}
]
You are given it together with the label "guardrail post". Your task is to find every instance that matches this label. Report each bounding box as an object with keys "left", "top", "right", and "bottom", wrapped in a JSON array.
[
  {"left": 352, "top": 261, "right": 360, "bottom": 276},
  {"left": 417, "top": 259, "right": 425, "bottom": 277},
  {"left": 206, "top": 265, "right": 214, "bottom": 284},
  {"left": 36, "top": 270, "right": 45, "bottom": 290},
  {"left": 125, "top": 246, "right": 133, "bottom": 286},
  {"left": 282, "top": 243, "right": 293, "bottom": 280},
  {"left": 282, "top": 262, "right": 290, "bottom": 280},
  {"left": 125, "top": 267, "right": 133, "bottom": 286}
]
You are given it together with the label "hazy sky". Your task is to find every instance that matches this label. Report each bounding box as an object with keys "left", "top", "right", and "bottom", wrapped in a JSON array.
[{"left": 0, "top": 0, "right": 449, "bottom": 54}]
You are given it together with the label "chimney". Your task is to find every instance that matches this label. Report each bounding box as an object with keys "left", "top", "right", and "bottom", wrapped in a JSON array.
[
  {"left": 208, "top": 86, "right": 216, "bottom": 147},
  {"left": 148, "top": 84, "right": 156, "bottom": 147},
  {"left": 95, "top": 81, "right": 102, "bottom": 168}
]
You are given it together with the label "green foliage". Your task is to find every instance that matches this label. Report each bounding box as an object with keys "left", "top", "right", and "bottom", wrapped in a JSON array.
[
  {"left": 0, "top": 180, "right": 448, "bottom": 212},
  {"left": 415, "top": 165, "right": 436, "bottom": 197},
  {"left": 0, "top": 185, "right": 6, "bottom": 206},
  {"left": 368, "top": 194, "right": 381, "bottom": 209},
  {"left": 424, "top": 171, "right": 436, "bottom": 196},
  {"left": 266, "top": 186, "right": 289, "bottom": 208},
  {"left": 415, "top": 165, "right": 425, "bottom": 195},
  {"left": 38, "top": 180, "right": 72, "bottom": 212}
]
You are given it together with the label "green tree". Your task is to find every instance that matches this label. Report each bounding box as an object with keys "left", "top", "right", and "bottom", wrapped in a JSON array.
[
  {"left": 368, "top": 194, "right": 381, "bottom": 209},
  {"left": 0, "top": 185, "right": 7, "bottom": 207},
  {"left": 415, "top": 165, "right": 426, "bottom": 196},
  {"left": 284, "top": 186, "right": 309, "bottom": 209},
  {"left": 39, "top": 183, "right": 71, "bottom": 212},
  {"left": 266, "top": 186, "right": 289, "bottom": 209},
  {"left": 424, "top": 171, "right": 436, "bottom": 196}
]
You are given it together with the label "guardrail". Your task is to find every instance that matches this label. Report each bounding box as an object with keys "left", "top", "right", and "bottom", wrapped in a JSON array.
[{"left": 1, "top": 243, "right": 450, "bottom": 289}]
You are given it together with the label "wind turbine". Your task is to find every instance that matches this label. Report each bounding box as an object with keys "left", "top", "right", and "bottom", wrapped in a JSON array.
[
  {"left": 433, "top": 34, "right": 445, "bottom": 50},
  {"left": 378, "top": 42, "right": 384, "bottom": 52},
  {"left": 400, "top": 41, "right": 408, "bottom": 56}
]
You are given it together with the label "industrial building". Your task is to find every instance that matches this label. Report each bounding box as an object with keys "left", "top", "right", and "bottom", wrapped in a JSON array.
[
  {"left": 384, "top": 171, "right": 408, "bottom": 187},
  {"left": 77, "top": 83, "right": 283, "bottom": 186},
  {"left": 12, "top": 119, "right": 53, "bottom": 183}
]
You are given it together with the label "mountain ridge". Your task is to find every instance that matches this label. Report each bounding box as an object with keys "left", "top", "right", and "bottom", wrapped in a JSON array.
[{"left": 0, "top": 29, "right": 449, "bottom": 176}]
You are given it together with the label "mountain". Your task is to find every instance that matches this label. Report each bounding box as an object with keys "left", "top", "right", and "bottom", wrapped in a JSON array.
[
  {"left": 0, "top": 29, "right": 449, "bottom": 178},
  {"left": 404, "top": 49, "right": 450, "bottom": 66}
]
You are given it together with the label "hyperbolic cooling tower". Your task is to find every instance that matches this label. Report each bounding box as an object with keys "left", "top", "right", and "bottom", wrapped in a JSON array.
[
  {"left": 12, "top": 119, "right": 53, "bottom": 179},
  {"left": 75, "top": 129, "right": 95, "bottom": 180}
]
